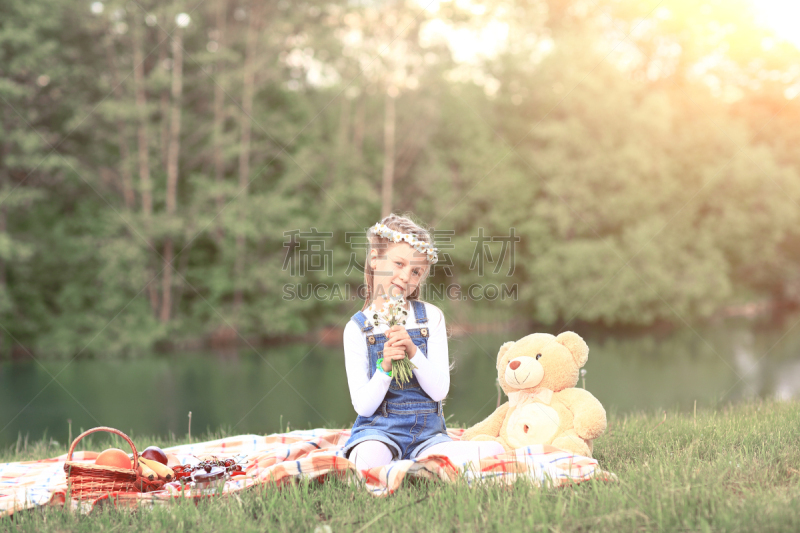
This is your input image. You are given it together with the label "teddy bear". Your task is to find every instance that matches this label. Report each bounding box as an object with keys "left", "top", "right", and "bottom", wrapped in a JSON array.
[{"left": 461, "top": 331, "right": 606, "bottom": 457}]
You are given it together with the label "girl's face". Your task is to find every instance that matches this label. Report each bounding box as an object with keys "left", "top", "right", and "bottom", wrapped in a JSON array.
[{"left": 369, "top": 242, "right": 428, "bottom": 305}]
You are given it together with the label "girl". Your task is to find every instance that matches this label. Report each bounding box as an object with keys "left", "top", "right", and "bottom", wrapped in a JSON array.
[{"left": 342, "top": 214, "right": 505, "bottom": 471}]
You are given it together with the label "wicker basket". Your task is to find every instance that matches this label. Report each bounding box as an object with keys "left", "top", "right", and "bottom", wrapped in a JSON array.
[{"left": 63, "top": 427, "right": 141, "bottom": 500}]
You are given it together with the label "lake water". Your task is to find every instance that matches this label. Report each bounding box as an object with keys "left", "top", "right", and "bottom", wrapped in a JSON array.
[{"left": 2, "top": 316, "right": 800, "bottom": 448}]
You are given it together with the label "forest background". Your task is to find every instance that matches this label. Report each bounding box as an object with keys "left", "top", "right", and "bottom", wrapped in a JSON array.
[{"left": 2, "top": 0, "right": 800, "bottom": 359}]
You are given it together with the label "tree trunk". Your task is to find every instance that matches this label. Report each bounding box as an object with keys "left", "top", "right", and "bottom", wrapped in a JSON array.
[
  {"left": 104, "top": 39, "right": 135, "bottom": 209},
  {"left": 0, "top": 206, "right": 5, "bottom": 287},
  {"left": 233, "top": 2, "right": 261, "bottom": 311},
  {"left": 173, "top": 239, "right": 192, "bottom": 314},
  {"left": 212, "top": 0, "right": 227, "bottom": 244},
  {"left": 161, "top": 26, "right": 185, "bottom": 324},
  {"left": 0, "top": 179, "right": 5, "bottom": 359},
  {"left": 380, "top": 89, "right": 396, "bottom": 218},
  {"left": 159, "top": 25, "right": 171, "bottom": 169},
  {"left": 338, "top": 96, "right": 350, "bottom": 153},
  {"left": 353, "top": 94, "right": 366, "bottom": 157},
  {"left": 393, "top": 121, "right": 428, "bottom": 184},
  {"left": 132, "top": 17, "right": 159, "bottom": 314}
]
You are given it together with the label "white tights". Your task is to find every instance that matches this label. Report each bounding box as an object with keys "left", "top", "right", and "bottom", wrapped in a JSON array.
[{"left": 349, "top": 439, "right": 505, "bottom": 471}]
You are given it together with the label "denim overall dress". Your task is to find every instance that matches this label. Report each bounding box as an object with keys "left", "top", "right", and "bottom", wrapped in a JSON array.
[{"left": 343, "top": 300, "right": 452, "bottom": 461}]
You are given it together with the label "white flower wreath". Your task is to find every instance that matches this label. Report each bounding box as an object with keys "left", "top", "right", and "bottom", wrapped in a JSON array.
[{"left": 369, "top": 223, "right": 439, "bottom": 264}]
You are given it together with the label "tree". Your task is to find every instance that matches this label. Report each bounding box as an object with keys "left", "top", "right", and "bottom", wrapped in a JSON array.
[{"left": 160, "top": 12, "right": 190, "bottom": 323}]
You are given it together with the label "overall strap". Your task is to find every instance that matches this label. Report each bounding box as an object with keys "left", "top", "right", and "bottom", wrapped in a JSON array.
[
  {"left": 351, "top": 310, "right": 373, "bottom": 333},
  {"left": 411, "top": 300, "right": 428, "bottom": 324}
]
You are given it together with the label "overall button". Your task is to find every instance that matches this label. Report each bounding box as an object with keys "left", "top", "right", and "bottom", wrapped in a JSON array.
[
  {"left": 420, "top": 328, "right": 428, "bottom": 337},
  {"left": 368, "top": 335, "right": 376, "bottom": 344}
]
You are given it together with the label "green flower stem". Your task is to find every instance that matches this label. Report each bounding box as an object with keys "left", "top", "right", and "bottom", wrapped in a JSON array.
[{"left": 392, "top": 353, "right": 418, "bottom": 389}]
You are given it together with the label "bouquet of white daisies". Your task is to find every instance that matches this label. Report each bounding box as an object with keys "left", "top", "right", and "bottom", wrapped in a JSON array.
[{"left": 369, "top": 294, "right": 417, "bottom": 388}]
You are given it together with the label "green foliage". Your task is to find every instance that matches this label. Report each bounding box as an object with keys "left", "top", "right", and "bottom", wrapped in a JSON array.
[{"left": 2, "top": 0, "right": 800, "bottom": 357}]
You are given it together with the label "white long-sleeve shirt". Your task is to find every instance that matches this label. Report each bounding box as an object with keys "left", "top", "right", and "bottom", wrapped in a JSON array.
[{"left": 343, "top": 301, "right": 450, "bottom": 417}]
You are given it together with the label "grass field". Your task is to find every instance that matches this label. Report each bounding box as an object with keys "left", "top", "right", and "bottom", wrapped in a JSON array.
[{"left": 2, "top": 399, "right": 800, "bottom": 532}]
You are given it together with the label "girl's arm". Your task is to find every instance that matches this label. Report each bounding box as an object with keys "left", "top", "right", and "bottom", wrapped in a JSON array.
[
  {"left": 343, "top": 320, "right": 392, "bottom": 417},
  {"left": 408, "top": 304, "right": 449, "bottom": 401}
]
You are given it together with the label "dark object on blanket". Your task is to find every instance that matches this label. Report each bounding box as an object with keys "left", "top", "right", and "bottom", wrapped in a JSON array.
[
  {"left": 141, "top": 446, "right": 169, "bottom": 465},
  {"left": 63, "top": 427, "right": 147, "bottom": 500},
  {"left": 172, "top": 456, "right": 243, "bottom": 481},
  {"left": 191, "top": 466, "right": 228, "bottom": 494},
  {"left": 192, "top": 466, "right": 225, "bottom": 483}
]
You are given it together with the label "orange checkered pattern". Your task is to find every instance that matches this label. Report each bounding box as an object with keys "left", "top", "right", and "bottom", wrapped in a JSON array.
[{"left": 0, "top": 428, "right": 615, "bottom": 516}]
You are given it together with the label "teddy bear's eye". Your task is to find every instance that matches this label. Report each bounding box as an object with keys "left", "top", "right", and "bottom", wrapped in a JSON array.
[{"left": 536, "top": 353, "right": 542, "bottom": 360}]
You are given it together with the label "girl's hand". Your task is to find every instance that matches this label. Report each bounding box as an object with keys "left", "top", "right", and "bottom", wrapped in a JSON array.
[
  {"left": 381, "top": 344, "right": 407, "bottom": 373},
  {"left": 385, "top": 326, "right": 418, "bottom": 360}
]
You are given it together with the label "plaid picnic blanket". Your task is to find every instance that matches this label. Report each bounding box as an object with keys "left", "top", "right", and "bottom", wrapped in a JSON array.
[{"left": 0, "top": 428, "right": 615, "bottom": 517}]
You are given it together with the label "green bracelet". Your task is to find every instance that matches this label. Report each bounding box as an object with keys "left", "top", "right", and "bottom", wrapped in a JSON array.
[{"left": 376, "top": 358, "right": 393, "bottom": 377}]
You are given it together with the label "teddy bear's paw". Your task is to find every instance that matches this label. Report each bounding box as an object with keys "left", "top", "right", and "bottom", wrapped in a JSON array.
[
  {"left": 551, "top": 434, "right": 592, "bottom": 458},
  {"left": 574, "top": 416, "right": 607, "bottom": 440}
]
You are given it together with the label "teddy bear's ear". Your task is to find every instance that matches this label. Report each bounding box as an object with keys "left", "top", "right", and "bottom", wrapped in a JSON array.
[
  {"left": 496, "top": 341, "right": 516, "bottom": 371},
  {"left": 555, "top": 331, "right": 589, "bottom": 367}
]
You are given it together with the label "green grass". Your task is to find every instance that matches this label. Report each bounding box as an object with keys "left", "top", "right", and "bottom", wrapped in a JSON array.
[{"left": 3, "top": 399, "right": 800, "bottom": 532}]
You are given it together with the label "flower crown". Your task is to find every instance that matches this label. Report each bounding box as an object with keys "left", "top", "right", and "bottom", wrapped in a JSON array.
[{"left": 369, "top": 223, "right": 439, "bottom": 265}]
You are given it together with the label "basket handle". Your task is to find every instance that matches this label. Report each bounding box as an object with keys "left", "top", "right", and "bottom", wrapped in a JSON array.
[{"left": 66, "top": 426, "right": 139, "bottom": 471}]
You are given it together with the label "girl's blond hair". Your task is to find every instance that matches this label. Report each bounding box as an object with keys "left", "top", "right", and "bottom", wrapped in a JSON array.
[{"left": 361, "top": 213, "right": 434, "bottom": 311}]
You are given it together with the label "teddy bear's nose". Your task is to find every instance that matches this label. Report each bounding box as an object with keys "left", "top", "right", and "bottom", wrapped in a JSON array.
[{"left": 509, "top": 361, "right": 521, "bottom": 370}]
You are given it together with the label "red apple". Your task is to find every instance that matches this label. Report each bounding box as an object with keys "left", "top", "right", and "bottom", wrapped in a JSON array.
[{"left": 141, "top": 446, "right": 168, "bottom": 465}]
